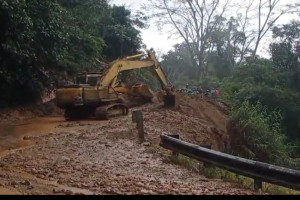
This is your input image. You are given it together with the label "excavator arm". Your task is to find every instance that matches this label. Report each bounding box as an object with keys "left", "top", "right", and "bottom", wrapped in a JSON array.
[
  {"left": 99, "top": 50, "right": 173, "bottom": 93},
  {"left": 100, "top": 60, "right": 154, "bottom": 86},
  {"left": 99, "top": 49, "right": 175, "bottom": 106}
]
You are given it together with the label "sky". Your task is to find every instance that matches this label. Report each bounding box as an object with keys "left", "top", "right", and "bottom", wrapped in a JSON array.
[
  {"left": 111, "top": 0, "right": 299, "bottom": 57},
  {"left": 111, "top": 0, "right": 179, "bottom": 54}
]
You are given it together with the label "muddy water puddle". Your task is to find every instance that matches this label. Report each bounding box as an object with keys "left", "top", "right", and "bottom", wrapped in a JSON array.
[{"left": 0, "top": 117, "right": 64, "bottom": 154}]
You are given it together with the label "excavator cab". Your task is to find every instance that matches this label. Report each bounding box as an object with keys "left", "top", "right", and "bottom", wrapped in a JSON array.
[{"left": 75, "top": 73, "right": 102, "bottom": 86}]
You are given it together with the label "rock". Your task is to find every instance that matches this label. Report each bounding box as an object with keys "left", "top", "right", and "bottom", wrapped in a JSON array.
[
  {"left": 37, "top": 174, "right": 45, "bottom": 179},
  {"left": 104, "top": 187, "right": 113, "bottom": 193},
  {"left": 74, "top": 192, "right": 85, "bottom": 195},
  {"left": 61, "top": 156, "right": 70, "bottom": 162},
  {"left": 48, "top": 173, "right": 54, "bottom": 178},
  {"left": 84, "top": 161, "right": 93, "bottom": 165},
  {"left": 199, "top": 178, "right": 209, "bottom": 182},
  {"left": 71, "top": 183, "right": 79, "bottom": 187},
  {"left": 141, "top": 189, "right": 149, "bottom": 194},
  {"left": 23, "top": 136, "right": 31, "bottom": 140},
  {"left": 142, "top": 142, "right": 150, "bottom": 146},
  {"left": 47, "top": 132, "right": 55, "bottom": 136},
  {"left": 57, "top": 179, "right": 63, "bottom": 184},
  {"left": 10, "top": 181, "right": 18, "bottom": 186},
  {"left": 141, "top": 161, "right": 147, "bottom": 165},
  {"left": 136, "top": 182, "right": 144, "bottom": 187},
  {"left": 21, "top": 180, "right": 31, "bottom": 186},
  {"left": 53, "top": 188, "right": 65, "bottom": 194},
  {"left": 65, "top": 190, "right": 73, "bottom": 195}
]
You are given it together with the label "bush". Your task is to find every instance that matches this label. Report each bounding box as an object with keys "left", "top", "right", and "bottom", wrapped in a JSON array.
[{"left": 227, "top": 101, "right": 293, "bottom": 166}]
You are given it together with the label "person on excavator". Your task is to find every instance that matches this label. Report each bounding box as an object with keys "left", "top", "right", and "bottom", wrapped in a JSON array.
[
  {"left": 186, "top": 83, "right": 189, "bottom": 89},
  {"left": 211, "top": 88, "right": 216, "bottom": 98},
  {"left": 215, "top": 88, "right": 220, "bottom": 96}
]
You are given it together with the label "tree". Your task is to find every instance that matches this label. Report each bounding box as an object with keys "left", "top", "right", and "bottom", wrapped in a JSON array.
[
  {"left": 161, "top": 43, "right": 197, "bottom": 86},
  {"left": 221, "top": 26, "right": 300, "bottom": 159},
  {"left": 0, "top": 0, "right": 146, "bottom": 108},
  {"left": 101, "top": 5, "right": 144, "bottom": 61},
  {"left": 0, "top": 0, "right": 68, "bottom": 106},
  {"left": 232, "top": 0, "right": 299, "bottom": 58},
  {"left": 270, "top": 20, "right": 300, "bottom": 71},
  {"left": 252, "top": 0, "right": 299, "bottom": 56},
  {"left": 144, "top": 0, "right": 234, "bottom": 78},
  {"left": 145, "top": 0, "right": 299, "bottom": 77}
]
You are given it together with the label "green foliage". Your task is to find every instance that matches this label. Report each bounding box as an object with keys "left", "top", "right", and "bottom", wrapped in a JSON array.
[
  {"left": 221, "top": 57, "right": 300, "bottom": 149},
  {"left": 270, "top": 20, "right": 300, "bottom": 71},
  {"left": 207, "top": 53, "right": 234, "bottom": 79},
  {"left": 161, "top": 33, "right": 235, "bottom": 88},
  {"left": 0, "top": 0, "right": 144, "bottom": 108},
  {"left": 228, "top": 101, "right": 293, "bottom": 165},
  {"left": 204, "top": 166, "right": 300, "bottom": 194},
  {"left": 263, "top": 183, "right": 300, "bottom": 195},
  {"left": 161, "top": 43, "right": 218, "bottom": 88},
  {"left": 221, "top": 20, "right": 300, "bottom": 164},
  {"left": 170, "top": 154, "right": 200, "bottom": 172},
  {"left": 204, "top": 166, "right": 252, "bottom": 188},
  {"left": 58, "top": 0, "right": 107, "bottom": 72},
  {"left": 0, "top": 0, "right": 67, "bottom": 106},
  {"left": 101, "top": 5, "right": 143, "bottom": 61}
]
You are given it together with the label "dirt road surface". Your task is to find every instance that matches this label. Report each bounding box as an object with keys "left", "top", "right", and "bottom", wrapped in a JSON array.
[{"left": 0, "top": 95, "right": 257, "bottom": 195}]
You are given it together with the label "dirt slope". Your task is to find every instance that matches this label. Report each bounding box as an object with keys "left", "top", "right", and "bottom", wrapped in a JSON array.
[{"left": 171, "top": 93, "right": 229, "bottom": 151}]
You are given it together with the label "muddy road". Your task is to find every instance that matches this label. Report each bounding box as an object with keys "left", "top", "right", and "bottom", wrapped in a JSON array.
[
  {"left": 0, "top": 96, "right": 257, "bottom": 195},
  {"left": 0, "top": 117, "right": 64, "bottom": 156}
]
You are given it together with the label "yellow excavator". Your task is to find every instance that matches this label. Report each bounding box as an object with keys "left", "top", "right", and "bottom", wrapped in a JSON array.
[{"left": 55, "top": 49, "right": 175, "bottom": 120}]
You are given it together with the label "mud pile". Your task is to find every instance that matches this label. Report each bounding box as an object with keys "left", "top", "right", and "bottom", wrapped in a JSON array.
[
  {"left": 158, "top": 93, "right": 230, "bottom": 151},
  {"left": 0, "top": 100, "right": 63, "bottom": 125}
]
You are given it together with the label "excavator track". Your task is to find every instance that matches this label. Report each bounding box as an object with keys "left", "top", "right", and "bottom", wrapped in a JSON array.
[
  {"left": 64, "top": 106, "right": 94, "bottom": 121},
  {"left": 95, "top": 103, "right": 128, "bottom": 120}
]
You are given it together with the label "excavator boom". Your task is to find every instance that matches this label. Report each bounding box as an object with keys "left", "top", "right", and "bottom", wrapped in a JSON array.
[
  {"left": 98, "top": 49, "right": 175, "bottom": 106},
  {"left": 100, "top": 50, "right": 173, "bottom": 94}
]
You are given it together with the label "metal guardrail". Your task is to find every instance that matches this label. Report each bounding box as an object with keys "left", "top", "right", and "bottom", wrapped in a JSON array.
[{"left": 160, "top": 134, "right": 300, "bottom": 191}]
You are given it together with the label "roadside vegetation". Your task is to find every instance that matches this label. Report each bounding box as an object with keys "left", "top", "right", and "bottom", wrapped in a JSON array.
[
  {"left": 145, "top": 0, "right": 300, "bottom": 169},
  {"left": 170, "top": 154, "right": 300, "bottom": 194},
  {"left": 0, "top": 0, "right": 146, "bottom": 108}
]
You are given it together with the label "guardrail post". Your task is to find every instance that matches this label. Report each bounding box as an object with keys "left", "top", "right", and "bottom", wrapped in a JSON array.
[
  {"left": 200, "top": 144, "right": 211, "bottom": 167},
  {"left": 254, "top": 178, "right": 262, "bottom": 191},
  {"left": 167, "top": 133, "right": 180, "bottom": 156},
  {"left": 253, "top": 158, "right": 263, "bottom": 191},
  {"left": 132, "top": 110, "right": 144, "bottom": 142}
]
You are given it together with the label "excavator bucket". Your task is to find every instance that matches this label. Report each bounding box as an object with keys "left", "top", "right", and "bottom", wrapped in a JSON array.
[
  {"left": 129, "top": 83, "right": 175, "bottom": 107},
  {"left": 163, "top": 94, "right": 175, "bottom": 107},
  {"left": 130, "top": 84, "right": 154, "bottom": 98},
  {"left": 113, "top": 85, "right": 131, "bottom": 94}
]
